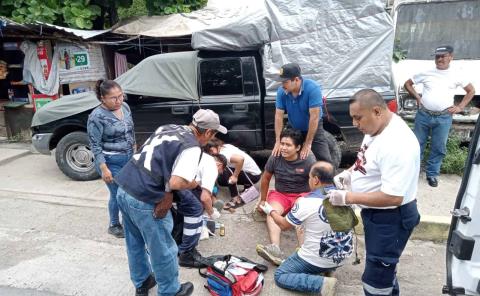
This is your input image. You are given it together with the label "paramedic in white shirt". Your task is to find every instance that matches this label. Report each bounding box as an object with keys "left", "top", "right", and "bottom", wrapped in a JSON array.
[{"left": 328, "top": 89, "right": 421, "bottom": 296}]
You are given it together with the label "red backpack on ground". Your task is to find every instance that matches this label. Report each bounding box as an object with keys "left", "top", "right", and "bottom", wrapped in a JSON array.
[{"left": 199, "top": 255, "right": 267, "bottom": 296}]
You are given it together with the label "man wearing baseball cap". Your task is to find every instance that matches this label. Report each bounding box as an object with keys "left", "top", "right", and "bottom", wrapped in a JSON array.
[
  {"left": 272, "top": 62, "right": 332, "bottom": 164},
  {"left": 115, "top": 109, "right": 226, "bottom": 296},
  {"left": 404, "top": 45, "right": 475, "bottom": 187}
]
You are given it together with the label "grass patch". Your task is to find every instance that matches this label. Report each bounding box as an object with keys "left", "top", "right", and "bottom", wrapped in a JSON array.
[{"left": 424, "top": 136, "right": 468, "bottom": 176}]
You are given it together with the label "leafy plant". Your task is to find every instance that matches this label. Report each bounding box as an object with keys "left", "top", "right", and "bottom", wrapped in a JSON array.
[
  {"left": 440, "top": 136, "right": 468, "bottom": 175},
  {"left": 118, "top": 0, "right": 148, "bottom": 19},
  {"left": 9, "top": 0, "right": 59, "bottom": 24},
  {"left": 62, "top": 0, "right": 101, "bottom": 29},
  {"left": 0, "top": 0, "right": 15, "bottom": 17},
  {"left": 424, "top": 136, "right": 468, "bottom": 176},
  {"left": 393, "top": 39, "right": 407, "bottom": 63},
  {"left": 146, "top": 0, "right": 207, "bottom": 15}
]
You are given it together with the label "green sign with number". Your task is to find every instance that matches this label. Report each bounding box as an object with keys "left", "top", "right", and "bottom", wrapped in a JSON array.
[{"left": 73, "top": 52, "right": 89, "bottom": 67}]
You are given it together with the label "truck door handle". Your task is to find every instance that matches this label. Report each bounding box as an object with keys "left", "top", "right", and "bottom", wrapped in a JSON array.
[
  {"left": 233, "top": 104, "right": 248, "bottom": 113},
  {"left": 171, "top": 106, "right": 189, "bottom": 115}
]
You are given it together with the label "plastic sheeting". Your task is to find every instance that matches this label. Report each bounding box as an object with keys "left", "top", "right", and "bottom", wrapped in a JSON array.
[
  {"left": 116, "top": 51, "right": 198, "bottom": 100},
  {"left": 192, "top": 0, "right": 395, "bottom": 98},
  {"left": 20, "top": 41, "right": 60, "bottom": 96},
  {"left": 31, "top": 91, "right": 99, "bottom": 127},
  {"left": 32, "top": 51, "right": 199, "bottom": 126}
]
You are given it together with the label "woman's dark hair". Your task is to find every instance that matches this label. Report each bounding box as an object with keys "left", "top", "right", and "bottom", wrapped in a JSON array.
[
  {"left": 203, "top": 138, "right": 224, "bottom": 153},
  {"left": 212, "top": 153, "right": 228, "bottom": 169},
  {"left": 280, "top": 128, "right": 304, "bottom": 147},
  {"left": 95, "top": 79, "right": 121, "bottom": 101}
]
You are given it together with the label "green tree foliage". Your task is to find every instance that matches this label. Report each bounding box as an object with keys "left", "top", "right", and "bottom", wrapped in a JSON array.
[
  {"left": 0, "top": 0, "right": 207, "bottom": 29},
  {"left": 118, "top": 0, "right": 148, "bottom": 19},
  {"left": 146, "top": 0, "right": 208, "bottom": 15},
  {"left": 62, "top": 0, "right": 102, "bottom": 29}
]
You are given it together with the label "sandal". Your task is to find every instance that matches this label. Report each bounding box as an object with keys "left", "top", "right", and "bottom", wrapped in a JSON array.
[{"left": 223, "top": 196, "right": 244, "bottom": 210}]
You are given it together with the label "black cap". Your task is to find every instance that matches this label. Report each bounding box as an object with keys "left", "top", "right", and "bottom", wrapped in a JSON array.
[
  {"left": 275, "top": 63, "right": 301, "bottom": 82},
  {"left": 434, "top": 45, "right": 453, "bottom": 55}
]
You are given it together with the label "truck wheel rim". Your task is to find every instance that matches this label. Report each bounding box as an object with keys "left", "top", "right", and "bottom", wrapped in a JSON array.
[{"left": 66, "top": 144, "right": 94, "bottom": 173}]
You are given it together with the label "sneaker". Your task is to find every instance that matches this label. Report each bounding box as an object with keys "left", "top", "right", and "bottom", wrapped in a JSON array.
[
  {"left": 135, "top": 273, "right": 156, "bottom": 296},
  {"left": 320, "top": 277, "right": 337, "bottom": 296},
  {"left": 176, "top": 282, "right": 194, "bottom": 296},
  {"left": 256, "top": 244, "right": 285, "bottom": 266},
  {"left": 179, "top": 248, "right": 207, "bottom": 268},
  {"left": 108, "top": 224, "right": 125, "bottom": 238}
]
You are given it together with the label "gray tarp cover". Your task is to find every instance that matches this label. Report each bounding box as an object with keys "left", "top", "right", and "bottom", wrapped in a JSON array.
[
  {"left": 32, "top": 51, "right": 198, "bottom": 126},
  {"left": 192, "top": 0, "right": 394, "bottom": 98}
]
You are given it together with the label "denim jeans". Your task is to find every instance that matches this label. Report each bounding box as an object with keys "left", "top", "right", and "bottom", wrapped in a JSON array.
[
  {"left": 96, "top": 153, "right": 131, "bottom": 226},
  {"left": 116, "top": 187, "right": 180, "bottom": 296},
  {"left": 274, "top": 252, "right": 335, "bottom": 293},
  {"left": 414, "top": 109, "right": 452, "bottom": 177}
]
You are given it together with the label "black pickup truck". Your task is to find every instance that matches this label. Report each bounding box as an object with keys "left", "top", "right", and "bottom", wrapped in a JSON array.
[{"left": 31, "top": 50, "right": 397, "bottom": 181}]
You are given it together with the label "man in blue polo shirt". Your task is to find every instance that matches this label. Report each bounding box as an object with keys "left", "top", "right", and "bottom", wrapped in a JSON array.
[{"left": 272, "top": 63, "right": 332, "bottom": 163}]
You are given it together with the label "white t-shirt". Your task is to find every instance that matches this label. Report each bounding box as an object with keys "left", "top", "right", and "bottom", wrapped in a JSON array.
[
  {"left": 195, "top": 153, "right": 218, "bottom": 193},
  {"left": 220, "top": 144, "right": 261, "bottom": 176},
  {"left": 171, "top": 147, "right": 202, "bottom": 186},
  {"left": 412, "top": 66, "right": 470, "bottom": 111},
  {"left": 286, "top": 191, "right": 353, "bottom": 268},
  {"left": 351, "top": 114, "right": 420, "bottom": 208}
]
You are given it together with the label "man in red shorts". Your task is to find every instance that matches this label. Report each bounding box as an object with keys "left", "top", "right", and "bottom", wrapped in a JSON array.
[{"left": 256, "top": 128, "right": 316, "bottom": 265}]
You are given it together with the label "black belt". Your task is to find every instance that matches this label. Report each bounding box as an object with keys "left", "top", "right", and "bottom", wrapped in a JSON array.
[{"left": 419, "top": 106, "right": 450, "bottom": 116}]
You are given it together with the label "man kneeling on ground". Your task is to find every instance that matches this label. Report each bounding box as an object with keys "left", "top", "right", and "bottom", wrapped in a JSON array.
[{"left": 260, "top": 161, "right": 353, "bottom": 296}]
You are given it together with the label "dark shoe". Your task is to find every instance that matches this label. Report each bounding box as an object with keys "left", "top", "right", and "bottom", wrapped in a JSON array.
[
  {"left": 427, "top": 176, "right": 438, "bottom": 187},
  {"left": 108, "top": 224, "right": 125, "bottom": 238},
  {"left": 176, "top": 282, "right": 194, "bottom": 296},
  {"left": 135, "top": 274, "right": 156, "bottom": 296},
  {"left": 178, "top": 249, "right": 207, "bottom": 268}
]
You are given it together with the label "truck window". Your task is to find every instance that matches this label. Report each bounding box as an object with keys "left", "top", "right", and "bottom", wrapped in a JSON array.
[
  {"left": 394, "top": 1, "right": 480, "bottom": 60},
  {"left": 200, "top": 59, "right": 243, "bottom": 96}
]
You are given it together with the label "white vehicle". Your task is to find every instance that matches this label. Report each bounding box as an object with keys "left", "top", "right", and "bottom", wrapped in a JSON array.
[
  {"left": 390, "top": 0, "right": 480, "bottom": 142},
  {"left": 444, "top": 110, "right": 480, "bottom": 295}
]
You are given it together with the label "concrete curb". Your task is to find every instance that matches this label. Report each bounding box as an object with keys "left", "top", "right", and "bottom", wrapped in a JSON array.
[
  {"left": 0, "top": 149, "right": 31, "bottom": 166},
  {"left": 352, "top": 210, "right": 451, "bottom": 242},
  {"left": 253, "top": 207, "right": 451, "bottom": 243}
]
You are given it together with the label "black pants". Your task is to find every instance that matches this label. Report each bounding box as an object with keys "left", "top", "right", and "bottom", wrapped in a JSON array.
[
  {"left": 217, "top": 169, "right": 261, "bottom": 198},
  {"left": 300, "top": 122, "right": 331, "bottom": 163}
]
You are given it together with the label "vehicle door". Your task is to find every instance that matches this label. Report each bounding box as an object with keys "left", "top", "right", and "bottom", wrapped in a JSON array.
[
  {"left": 444, "top": 117, "right": 480, "bottom": 295},
  {"left": 197, "top": 56, "right": 261, "bottom": 151},
  {"left": 127, "top": 95, "right": 194, "bottom": 146}
]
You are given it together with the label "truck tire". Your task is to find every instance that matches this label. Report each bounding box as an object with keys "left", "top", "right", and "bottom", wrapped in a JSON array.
[
  {"left": 55, "top": 131, "right": 99, "bottom": 181},
  {"left": 325, "top": 132, "right": 342, "bottom": 169}
]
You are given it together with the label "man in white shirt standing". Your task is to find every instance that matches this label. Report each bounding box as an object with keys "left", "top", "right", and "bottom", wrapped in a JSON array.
[
  {"left": 404, "top": 45, "right": 475, "bottom": 187},
  {"left": 328, "top": 89, "right": 421, "bottom": 296}
]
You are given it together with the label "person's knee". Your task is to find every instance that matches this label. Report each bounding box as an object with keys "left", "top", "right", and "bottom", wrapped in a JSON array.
[
  {"left": 274, "top": 268, "right": 286, "bottom": 287},
  {"left": 362, "top": 258, "right": 397, "bottom": 289}
]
